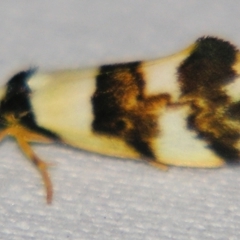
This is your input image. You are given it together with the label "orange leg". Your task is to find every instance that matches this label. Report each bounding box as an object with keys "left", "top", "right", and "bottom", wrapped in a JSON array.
[
  {"left": 16, "top": 137, "right": 53, "bottom": 204},
  {"left": 1, "top": 114, "right": 56, "bottom": 203}
]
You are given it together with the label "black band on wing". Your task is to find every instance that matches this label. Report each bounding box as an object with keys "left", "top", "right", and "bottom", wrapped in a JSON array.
[
  {"left": 0, "top": 69, "right": 60, "bottom": 140},
  {"left": 178, "top": 37, "right": 240, "bottom": 162},
  {"left": 92, "top": 61, "right": 157, "bottom": 159}
]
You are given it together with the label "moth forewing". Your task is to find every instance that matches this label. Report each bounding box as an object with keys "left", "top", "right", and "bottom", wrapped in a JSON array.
[{"left": 0, "top": 36, "right": 239, "bottom": 203}]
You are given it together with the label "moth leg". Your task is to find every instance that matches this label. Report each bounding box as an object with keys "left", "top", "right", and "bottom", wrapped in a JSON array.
[
  {"left": 2, "top": 113, "right": 56, "bottom": 203},
  {"left": 16, "top": 137, "right": 53, "bottom": 204}
]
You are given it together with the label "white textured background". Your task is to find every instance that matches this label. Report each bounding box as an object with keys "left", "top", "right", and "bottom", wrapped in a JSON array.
[{"left": 0, "top": 1, "right": 240, "bottom": 239}]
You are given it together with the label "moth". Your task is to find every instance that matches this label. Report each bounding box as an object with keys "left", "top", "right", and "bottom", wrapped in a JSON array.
[{"left": 1, "top": 36, "right": 240, "bottom": 203}]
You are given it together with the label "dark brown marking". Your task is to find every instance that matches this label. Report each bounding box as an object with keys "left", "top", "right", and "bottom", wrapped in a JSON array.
[
  {"left": 0, "top": 70, "right": 60, "bottom": 141},
  {"left": 92, "top": 62, "right": 170, "bottom": 159},
  {"left": 178, "top": 37, "right": 240, "bottom": 162},
  {"left": 227, "top": 101, "right": 240, "bottom": 119}
]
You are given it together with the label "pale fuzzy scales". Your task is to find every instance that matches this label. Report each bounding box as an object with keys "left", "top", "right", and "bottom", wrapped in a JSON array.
[{"left": 154, "top": 106, "right": 224, "bottom": 167}]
